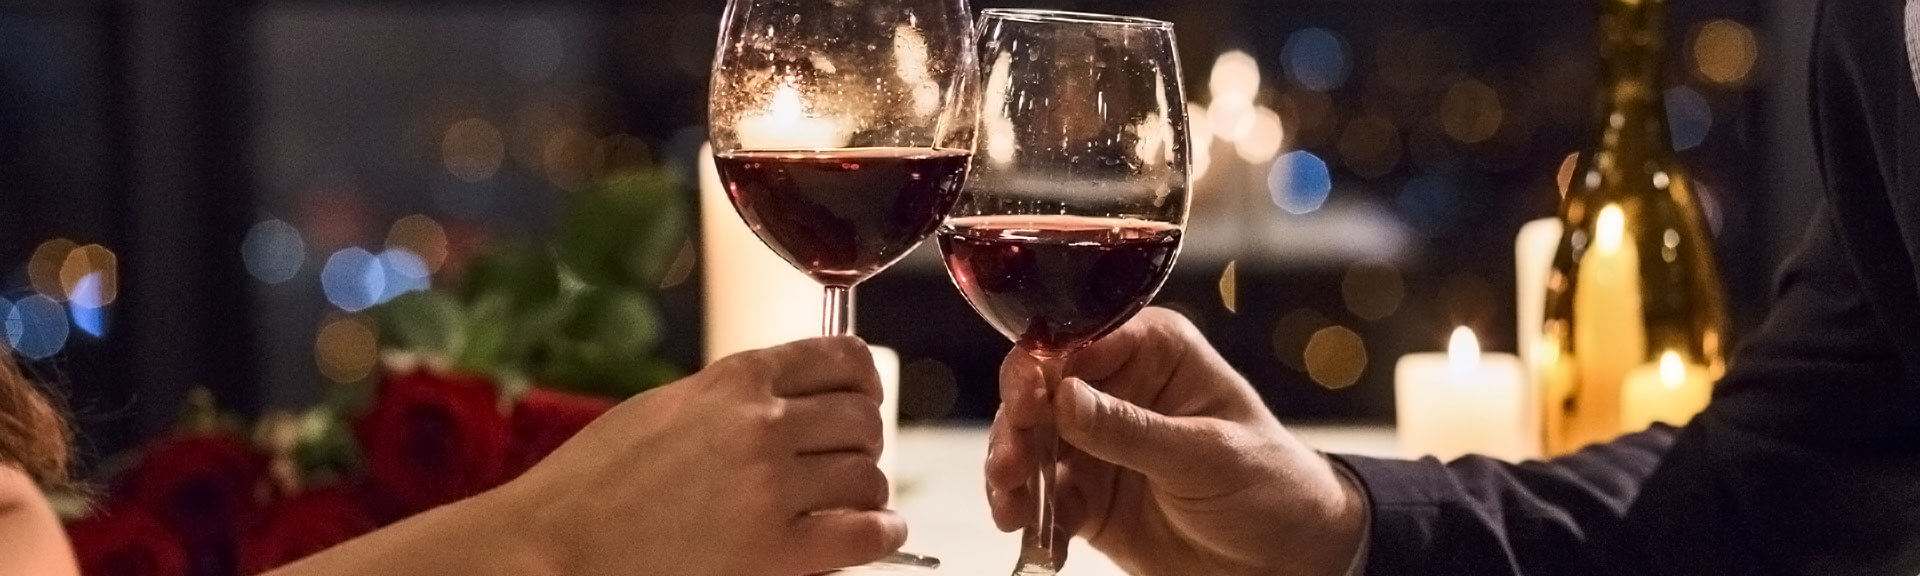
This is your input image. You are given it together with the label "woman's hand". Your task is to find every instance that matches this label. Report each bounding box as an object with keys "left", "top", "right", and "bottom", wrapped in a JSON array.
[{"left": 503, "top": 336, "right": 904, "bottom": 576}]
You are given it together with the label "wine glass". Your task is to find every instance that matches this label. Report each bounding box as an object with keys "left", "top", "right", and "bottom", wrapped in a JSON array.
[
  {"left": 939, "top": 10, "right": 1189, "bottom": 575},
  {"left": 710, "top": 0, "right": 978, "bottom": 569}
]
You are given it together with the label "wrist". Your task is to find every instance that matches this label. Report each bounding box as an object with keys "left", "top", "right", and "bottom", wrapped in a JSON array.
[
  {"left": 1321, "top": 455, "right": 1370, "bottom": 576},
  {"left": 464, "top": 479, "right": 567, "bottom": 576}
]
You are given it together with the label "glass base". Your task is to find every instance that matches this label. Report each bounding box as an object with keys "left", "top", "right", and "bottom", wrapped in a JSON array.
[{"left": 839, "top": 551, "right": 941, "bottom": 571}]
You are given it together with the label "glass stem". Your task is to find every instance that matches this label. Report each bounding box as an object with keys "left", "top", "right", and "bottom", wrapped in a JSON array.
[
  {"left": 1014, "top": 354, "right": 1067, "bottom": 575},
  {"left": 823, "top": 284, "right": 855, "bottom": 336}
]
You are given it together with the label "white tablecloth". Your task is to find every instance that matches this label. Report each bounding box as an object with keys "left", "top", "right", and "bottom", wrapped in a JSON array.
[{"left": 890, "top": 425, "right": 1400, "bottom": 575}]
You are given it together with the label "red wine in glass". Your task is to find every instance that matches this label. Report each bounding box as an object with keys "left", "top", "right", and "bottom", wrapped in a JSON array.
[
  {"left": 940, "top": 214, "right": 1182, "bottom": 357},
  {"left": 715, "top": 147, "right": 971, "bottom": 286}
]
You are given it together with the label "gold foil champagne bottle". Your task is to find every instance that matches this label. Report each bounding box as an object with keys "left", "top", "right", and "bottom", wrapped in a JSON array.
[{"left": 1537, "top": 0, "right": 1728, "bottom": 456}]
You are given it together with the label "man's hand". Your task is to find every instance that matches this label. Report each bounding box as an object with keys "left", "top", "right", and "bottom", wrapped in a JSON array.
[{"left": 986, "top": 308, "right": 1366, "bottom": 576}]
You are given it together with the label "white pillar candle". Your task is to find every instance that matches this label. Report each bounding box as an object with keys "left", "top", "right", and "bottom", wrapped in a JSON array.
[
  {"left": 698, "top": 143, "right": 820, "bottom": 362},
  {"left": 1515, "top": 218, "right": 1562, "bottom": 376},
  {"left": 1569, "top": 204, "right": 1647, "bottom": 444},
  {"left": 1620, "top": 350, "right": 1712, "bottom": 432},
  {"left": 1395, "top": 327, "right": 1534, "bottom": 462}
]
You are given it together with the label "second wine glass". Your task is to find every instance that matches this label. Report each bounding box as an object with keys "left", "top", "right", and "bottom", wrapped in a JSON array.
[{"left": 940, "top": 9, "right": 1190, "bottom": 575}]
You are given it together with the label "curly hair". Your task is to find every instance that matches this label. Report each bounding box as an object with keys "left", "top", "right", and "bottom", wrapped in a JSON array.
[{"left": 0, "top": 350, "right": 69, "bottom": 487}]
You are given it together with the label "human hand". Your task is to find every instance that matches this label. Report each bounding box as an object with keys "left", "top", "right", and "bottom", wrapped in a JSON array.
[
  {"left": 501, "top": 337, "right": 903, "bottom": 576},
  {"left": 985, "top": 308, "right": 1366, "bottom": 576}
]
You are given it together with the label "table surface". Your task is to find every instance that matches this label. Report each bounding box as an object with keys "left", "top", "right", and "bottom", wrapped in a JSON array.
[{"left": 890, "top": 424, "right": 1401, "bottom": 575}]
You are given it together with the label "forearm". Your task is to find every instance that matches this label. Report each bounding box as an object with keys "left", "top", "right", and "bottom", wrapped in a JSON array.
[
  {"left": 0, "top": 467, "right": 80, "bottom": 576},
  {"left": 265, "top": 482, "right": 558, "bottom": 576},
  {"left": 1331, "top": 426, "right": 1675, "bottom": 576}
]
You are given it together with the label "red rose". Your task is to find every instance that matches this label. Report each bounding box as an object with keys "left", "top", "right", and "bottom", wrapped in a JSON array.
[
  {"left": 509, "top": 388, "right": 614, "bottom": 474},
  {"left": 123, "top": 433, "right": 265, "bottom": 575},
  {"left": 355, "top": 369, "right": 510, "bottom": 516},
  {"left": 238, "top": 487, "right": 376, "bottom": 574},
  {"left": 66, "top": 506, "right": 190, "bottom": 576}
]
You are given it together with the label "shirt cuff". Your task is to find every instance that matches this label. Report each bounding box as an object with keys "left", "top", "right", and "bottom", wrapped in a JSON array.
[{"left": 1326, "top": 454, "right": 1371, "bottom": 576}]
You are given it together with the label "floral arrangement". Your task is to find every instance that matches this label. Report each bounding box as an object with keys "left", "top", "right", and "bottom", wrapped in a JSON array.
[{"left": 61, "top": 168, "right": 689, "bottom": 576}]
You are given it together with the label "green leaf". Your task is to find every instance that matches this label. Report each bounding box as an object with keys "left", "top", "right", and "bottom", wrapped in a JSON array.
[
  {"left": 457, "top": 292, "right": 516, "bottom": 371},
  {"left": 461, "top": 243, "right": 560, "bottom": 315},
  {"left": 557, "top": 169, "right": 689, "bottom": 289},
  {"left": 375, "top": 291, "right": 465, "bottom": 354}
]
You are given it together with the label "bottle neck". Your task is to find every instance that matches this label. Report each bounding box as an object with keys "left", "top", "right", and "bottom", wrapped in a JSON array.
[{"left": 1595, "top": 0, "right": 1668, "bottom": 142}]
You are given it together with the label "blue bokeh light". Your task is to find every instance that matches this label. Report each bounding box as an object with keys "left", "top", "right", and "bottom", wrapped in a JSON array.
[
  {"left": 242, "top": 219, "right": 307, "bottom": 284},
  {"left": 377, "top": 249, "right": 432, "bottom": 304},
  {"left": 1269, "top": 151, "right": 1334, "bottom": 215},
  {"left": 6, "top": 295, "right": 70, "bottom": 360},
  {"left": 1397, "top": 175, "right": 1460, "bottom": 238},
  {"left": 1665, "top": 86, "right": 1712, "bottom": 152},
  {"left": 322, "top": 248, "right": 386, "bottom": 312},
  {"left": 1283, "top": 28, "right": 1350, "bottom": 92}
]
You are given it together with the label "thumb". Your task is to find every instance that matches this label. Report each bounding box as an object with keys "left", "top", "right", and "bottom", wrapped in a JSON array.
[{"left": 1054, "top": 377, "right": 1213, "bottom": 479}]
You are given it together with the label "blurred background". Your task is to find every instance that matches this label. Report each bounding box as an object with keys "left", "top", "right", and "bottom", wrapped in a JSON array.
[{"left": 1, "top": 0, "right": 1810, "bottom": 472}]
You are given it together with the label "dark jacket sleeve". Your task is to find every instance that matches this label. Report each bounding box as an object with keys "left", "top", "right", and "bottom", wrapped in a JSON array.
[{"left": 1330, "top": 2, "right": 1920, "bottom": 573}]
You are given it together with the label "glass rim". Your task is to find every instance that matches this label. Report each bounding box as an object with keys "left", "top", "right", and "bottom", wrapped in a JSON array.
[{"left": 979, "top": 9, "right": 1172, "bottom": 30}]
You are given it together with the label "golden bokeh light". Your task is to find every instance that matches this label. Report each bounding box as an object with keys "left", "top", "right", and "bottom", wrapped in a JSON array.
[
  {"left": 1304, "top": 325, "right": 1367, "bottom": 390},
  {"left": 660, "top": 239, "right": 698, "bottom": 290},
  {"left": 442, "top": 118, "right": 506, "bottom": 182},
  {"left": 386, "top": 214, "right": 450, "bottom": 273},
  {"left": 1556, "top": 152, "right": 1580, "bottom": 198},
  {"left": 27, "top": 239, "right": 78, "bottom": 302},
  {"left": 1236, "top": 107, "right": 1285, "bottom": 163},
  {"left": 59, "top": 244, "right": 118, "bottom": 308},
  {"left": 1691, "top": 19, "right": 1758, "bottom": 86},
  {"left": 1218, "top": 260, "right": 1239, "bottom": 314},
  {"left": 316, "top": 315, "right": 378, "bottom": 384},
  {"left": 1188, "top": 102, "right": 1214, "bottom": 179},
  {"left": 1342, "top": 260, "right": 1404, "bottom": 321},
  {"left": 1336, "top": 115, "right": 1402, "bottom": 179},
  {"left": 1209, "top": 50, "right": 1262, "bottom": 106},
  {"left": 544, "top": 128, "right": 602, "bottom": 192},
  {"left": 1271, "top": 308, "right": 1331, "bottom": 373},
  {"left": 1440, "top": 79, "right": 1503, "bottom": 144}
]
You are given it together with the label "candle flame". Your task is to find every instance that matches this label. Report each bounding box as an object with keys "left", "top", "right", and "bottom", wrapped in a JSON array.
[
  {"left": 1596, "top": 204, "right": 1625, "bottom": 255},
  {"left": 1448, "top": 326, "right": 1480, "bottom": 378},
  {"left": 1659, "top": 350, "right": 1684, "bottom": 389},
  {"left": 767, "top": 80, "right": 809, "bottom": 122}
]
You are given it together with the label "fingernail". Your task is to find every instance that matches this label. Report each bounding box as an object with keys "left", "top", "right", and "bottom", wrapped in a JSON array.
[{"left": 1062, "top": 378, "right": 1097, "bottom": 425}]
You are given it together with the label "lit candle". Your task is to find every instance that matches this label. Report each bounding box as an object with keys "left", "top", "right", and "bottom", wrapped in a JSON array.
[
  {"left": 1394, "top": 327, "right": 1535, "bottom": 462},
  {"left": 734, "top": 80, "right": 852, "bottom": 150},
  {"left": 698, "top": 142, "right": 819, "bottom": 361},
  {"left": 1569, "top": 204, "right": 1647, "bottom": 443},
  {"left": 1620, "top": 350, "right": 1712, "bottom": 432}
]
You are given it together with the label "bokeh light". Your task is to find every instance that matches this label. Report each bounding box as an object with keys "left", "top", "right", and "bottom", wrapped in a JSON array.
[
  {"left": 69, "top": 295, "right": 105, "bottom": 338},
  {"left": 321, "top": 248, "right": 385, "bottom": 312},
  {"left": 900, "top": 358, "right": 959, "bottom": 420},
  {"left": 1665, "top": 86, "right": 1712, "bottom": 152},
  {"left": 501, "top": 18, "right": 564, "bottom": 83},
  {"left": 1208, "top": 50, "right": 1261, "bottom": 105},
  {"left": 1218, "top": 260, "right": 1238, "bottom": 314},
  {"left": 1269, "top": 151, "right": 1333, "bottom": 215},
  {"left": 315, "top": 314, "right": 378, "bottom": 384},
  {"left": 1271, "top": 308, "right": 1331, "bottom": 372},
  {"left": 59, "top": 244, "right": 117, "bottom": 309},
  {"left": 443, "top": 117, "right": 506, "bottom": 183},
  {"left": 28, "top": 239, "right": 77, "bottom": 302},
  {"left": 1304, "top": 325, "right": 1367, "bottom": 389},
  {"left": 1282, "top": 28, "right": 1350, "bottom": 92},
  {"left": 1397, "top": 175, "right": 1460, "bottom": 238},
  {"left": 544, "top": 128, "right": 601, "bottom": 192},
  {"left": 1235, "top": 107, "right": 1285, "bottom": 163},
  {"left": 386, "top": 215, "right": 450, "bottom": 274},
  {"left": 5, "top": 295, "right": 69, "bottom": 360},
  {"left": 1691, "top": 19, "right": 1758, "bottom": 86},
  {"left": 376, "top": 249, "right": 432, "bottom": 303},
  {"left": 1342, "top": 260, "right": 1405, "bottom": 321},
  {"left": 243, "top": 219, "right": 307, "bottom": 284},
  {"left": 1337, "top": 115, "right": 1402, "bottom": 179},
  {"left": 1208, "top": 101, "right": 1257, "bottom": 144},
  {"left": 661, "top": 239, "right": 698, "bottom": 290},
  {"left": 1440, "top": 79, "right": 1503, "bottom": 144}
]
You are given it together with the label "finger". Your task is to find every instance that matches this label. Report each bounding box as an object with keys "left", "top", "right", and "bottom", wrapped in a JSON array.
[
  {"left": 985, "top": 410, "right": 1032, "bottom": 493},
  {"left": 1054, "top": 376, "right": 1217, "bottom": 480},
  {"left": 782, "top": 392, "right": 883, "bottom": 456},
  {"left": 997, "top": 351, "right": 1049, "bottom": 429},
  {"left": 791, "top": 452, "right": 890, "bottom": 514},
  {"left": 1061, "top": 307, "right": 1191, "bottom": 382},
  {"left": 787, "top": 510, "right": 909, "bottom": 574},
  {"left": 729, "top": 337, "right": 881, "bottom": 400}
]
